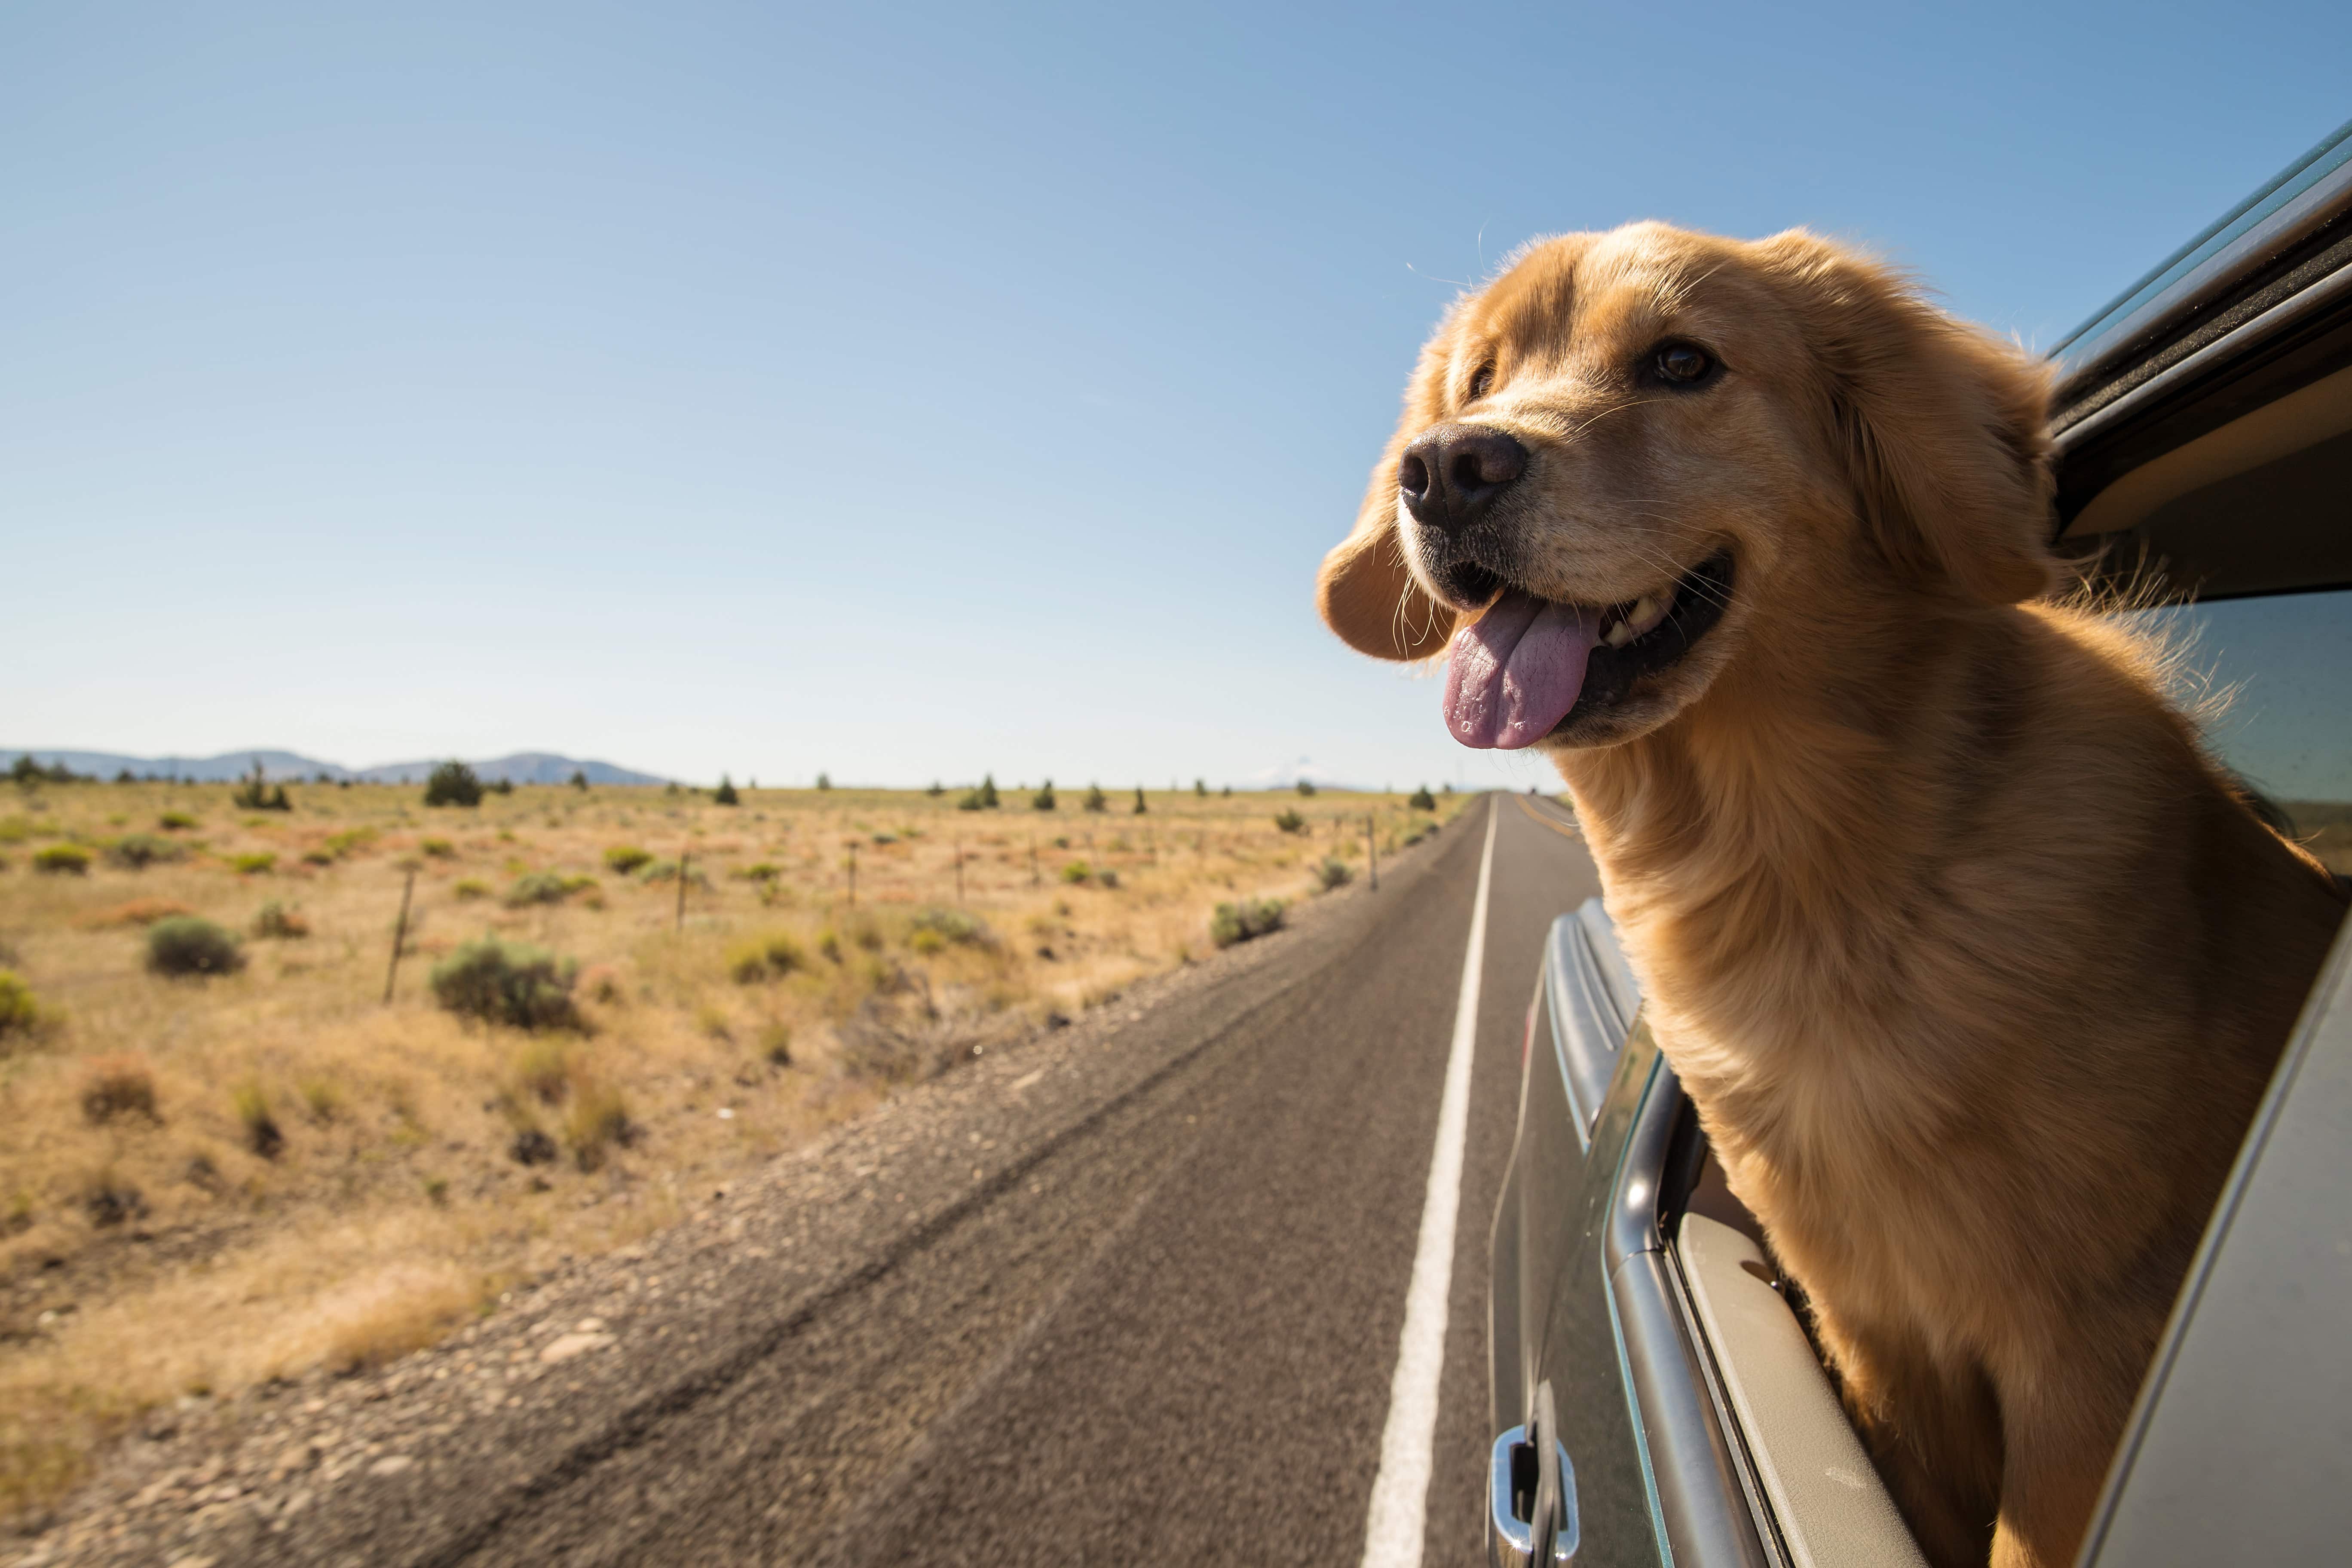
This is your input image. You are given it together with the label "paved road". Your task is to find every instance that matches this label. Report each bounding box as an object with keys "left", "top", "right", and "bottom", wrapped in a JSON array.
[{"left": 86, "top": 793, "right": 1603, "bottom": 1568}]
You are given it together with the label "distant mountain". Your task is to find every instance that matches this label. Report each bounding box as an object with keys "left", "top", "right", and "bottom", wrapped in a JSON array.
[{"left": 1, "top": 748, "right": 668, "bottom": 786}]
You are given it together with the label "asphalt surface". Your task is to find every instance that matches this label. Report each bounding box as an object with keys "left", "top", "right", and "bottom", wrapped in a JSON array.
[{"left": 45, "top": 793, "right": 1604, "bottom": 1568}]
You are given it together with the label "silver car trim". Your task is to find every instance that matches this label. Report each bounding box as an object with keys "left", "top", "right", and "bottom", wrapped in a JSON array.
[
  {"left": 1602, "top": 1044, "right": 1774, "bottom": 1568},
  {"left": 2053, "top": 254, "right": 2352, "bottom": 456},
  {"left": 1545, "top": 901, "right": 1637, "bottom": 1147},
  {"left": 2052, "top": 118, "right": 2352, "bottom": 394}
]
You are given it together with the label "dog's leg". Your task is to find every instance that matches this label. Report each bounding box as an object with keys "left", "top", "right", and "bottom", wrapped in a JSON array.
[{"left": 1817, "top": 1318, "right": 2003, "bottom": 1568}]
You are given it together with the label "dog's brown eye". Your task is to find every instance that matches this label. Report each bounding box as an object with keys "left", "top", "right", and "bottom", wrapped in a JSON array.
[
  {"left": 1655, "top": 344, "right": 1713, "bottom": 384},
  {"left": 1467, "top": 363, "right": 1494, "bottom": 401}
]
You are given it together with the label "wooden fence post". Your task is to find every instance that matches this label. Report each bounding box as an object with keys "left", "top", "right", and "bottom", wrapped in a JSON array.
[
  {"left": 847, "top": 842, "right": 858, "bottom": 907},
  {"left": 676, "top": 849, "right": 690, "bottom": 931},
  {"left": 954, "top": 839, "right": 965, "bottom": 903},
  {"left": 1367, "top": 815, "right": 1378, "bottom": 893},
  {"left": 383, "top": 870, "right": 416, "bottom": 1004}
]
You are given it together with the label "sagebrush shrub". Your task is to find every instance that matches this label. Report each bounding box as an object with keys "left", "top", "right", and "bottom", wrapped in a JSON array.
[
  {"left": 1209, "top": 898, "right": 1286, "bottom": 949},
  {"left": 728, "top": 931, "right": 806, "bottom": 983},
  {"left": 0, "top": 970, "right": 45, "bottom": 1041},
  {"left": 158, "top": 811, "right": 199, "bottom": 831},
  {"left": 33, "top": 844, "right": 90, "bottom": 876},
  {"left": 1408, "top": 785, "right": 1437, "bottom": 811},
  {"left": 230, "top": 852, "right": 276, "bottom": 875},
  {"left": 429, "top": 937, "right": 582, "bottom": 1030},
  {"left": 251, "top": 901, "right": 310, "bottom": 939},
  {"left": 564, "top": 1079, "right": 637, "bottom": 1172},
  {"left": 1314, "top": 857, "right": 1354, "bottom": 891},
  {"left": 80, "top": 1055, "right": 159, "bottom": 1124},
  {"left": 1083, "top": 784, "right": 1108, "bottom": 813},
  {"left": 1296, "top": 779, "right": 1317, "bottom": 796},
  {"left": 910, "top": 907, "right": 993, "bottom": 947},
  {"left": 503, "top": 871, "right": 574, "bottom": 907},
  {"left": 603, "top": 844, "right": 652, "bottom": 875},
  {"left": 233, "top": 1082, "right": 283, "bottom": 1158},
  {"left": 453, "top": 878, "right": 491, "bottom": 900},
  {"left": 1273, "top": 810, "right": 1306, "bottom": 835},
  {"left": 423, "top": 761, "right": 484, "bottom": 808},
  {"left": 146, "top": 916, "right": 245, "bottom": 977},
  {"left": 1061, "top": 861, "right": 1091, "bottom": 884},
  {"left": 420, "top": 837, "right": 456, "bottom": 858},
  {"left": 107, "top": 833, "right": 185, "bottom": 870}
]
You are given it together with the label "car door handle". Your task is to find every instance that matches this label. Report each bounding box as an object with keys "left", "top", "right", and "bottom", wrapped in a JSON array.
[{"left": 1490, "top": 1381, "right": 1579, "bottom": 1565}]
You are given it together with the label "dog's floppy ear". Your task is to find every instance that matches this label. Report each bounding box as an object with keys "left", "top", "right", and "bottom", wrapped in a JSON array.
[
  {"left": 1757, "top": 231, "right": 2058, "bottom": 605},
  {"left": 1318, "top": 323, "right": 1461, "bottom": 659}
]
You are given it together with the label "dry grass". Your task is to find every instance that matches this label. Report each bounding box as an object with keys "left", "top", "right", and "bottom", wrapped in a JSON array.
[{"left": 0, "top": 778, "right": 1468, "bottom": 1519}]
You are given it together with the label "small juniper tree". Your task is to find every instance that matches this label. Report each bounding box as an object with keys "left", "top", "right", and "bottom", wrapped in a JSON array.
[
  {"left": 423, "top": 760, "right": 484, "bottom": 808},
  {"left": 713, "top": 774, "right": 740, "bottom": 805},
  {"left": 926, "top": 780, "right": 946, "bottom": 796},
  {"left": 1194, "top": 778, "right": 1207, "bottom": 797},
  {"left": 815, "top": 772, "right": 832, "bottom": 790},
  {"left": 1296, "top": 778, "right": 1317, "bottom": 797},
  {"left": 230, "top": 759, "right": 291, "bottom": 811},
  {"left": 569, "top": 769, "right": 588, "bottom": 790},
  {"left": 1409, "top": 784, "right": 1437, "bottom": 811},
  {"left": 1133, "top": 785, "right": 1147, "bottom": 815},
  {"left": 1033, "top": 779, "right": 1057, "bottom": 811},
  {"left": 1083, "top": 783, "right": 1108, "bottom": 813}
]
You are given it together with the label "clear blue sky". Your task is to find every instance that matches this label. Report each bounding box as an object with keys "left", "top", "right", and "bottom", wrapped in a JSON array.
[{"left": 7, "top": 2, "right": 2347, "bottom": 789}]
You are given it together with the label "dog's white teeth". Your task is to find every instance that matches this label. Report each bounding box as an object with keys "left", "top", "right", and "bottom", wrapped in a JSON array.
[
  {"left": 1631, "top": 594, "right": 1659, "bottom": 626},
  {"left": 1604, "top": 620, "right": 1636, "bottom": 648}
]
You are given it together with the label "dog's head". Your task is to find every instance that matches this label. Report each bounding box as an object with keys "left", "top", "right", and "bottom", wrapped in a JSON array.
[{"left": 1319, "top": 223, "right": 2058, "bottom": 750}]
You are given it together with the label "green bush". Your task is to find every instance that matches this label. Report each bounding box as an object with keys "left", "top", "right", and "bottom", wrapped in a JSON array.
[
  {"left": 488, "top": 777, "right": 514, "bottom": 796},
  {"left": 1032, "top": 780, "right": 1056, "bottom": 811},
  {"left": 1314, "top": 857, "right": 1354, "bottom": 891},
  {"left": 503, "top": 871, "right": 575, "bottom": 907},
  {"left": 1133, "top": 786, "right": 1148, "bottom": 815},
  {"left": 1061, "top": 861, "right": 1091, "bottom": 884},
  {"left": 323, "top": 827, "right": 379, "bottom": 858},
  {"left": 420, "top": 836, "right": 456, "bottom": 858},
  {"left": 815, "top": 772, "right": 832, "bottom": 790},
  {"left": 603, "top": 845, "right": 653, "bottom": 875},
  {"left": 1273, "top": 810, "right": 1307, "bottom": 835},
  {"left": 0, "top": 971, "right": 46, "bottom": 1041},
  {"left": 1296, "top": 779, "right": 1317, "bottom": 796},
  {"left": 713, "top": 775, "right": 740, "bottom": 806},
  {"left": 1209, "top": 897, "right": 1286, "bottom": 949},
  {"left": 428, "top": 937, "right": 582, "bottom": 1030},
  {"left": 569, "top": 769, "right": 589, "bottom": 791},
  {"left": 1408, "top": 785, "right": 1437, "bottom": 811},
  {"left": 910, "top": 906, "right": 994, "bottom": 948},
  {"left": 159, "top": 811, "right": 199, "bottom": 831},
  {"left": 147, "top": 916, "right": 246, "bottom": 976},
  {"left": 728, "top": 931, "right": 806, "bottom": 983},
  {"left": 107, "top": 833, "right": 185, "bottom": 870},
  {"left": 453, "top": 877, "right": 491, "bottom": 900},
  {"left": 1194, "top": 779, "right": 1208, "bottom": 797},
  {"left": 34, "top": 844, "right": 91, "bottom": 876},
  {"left": 1082, "top": 784, "right": 1108, "bottom": 813},
  {"left": 959, "top": 773, "right": 1001, "bottom": 811},
  {"left": 230, "top": 851, "right": 276, "bottom": 875},
  {"left": 738, "top": 862, "right": 782, "bottom": 883},
  {"left": 423, "top": 761, "right": 484, "bottom": 808}
]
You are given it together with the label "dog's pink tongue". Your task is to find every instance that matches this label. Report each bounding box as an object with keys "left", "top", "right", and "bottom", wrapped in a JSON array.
[{"left": 1442, "top": 591, "right": 1602, "bottom": 749}]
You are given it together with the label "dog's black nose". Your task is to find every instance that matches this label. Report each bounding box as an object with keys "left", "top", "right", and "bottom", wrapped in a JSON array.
[{"left": 1396, "top": 424, "right": 1527, "bottom": 535}]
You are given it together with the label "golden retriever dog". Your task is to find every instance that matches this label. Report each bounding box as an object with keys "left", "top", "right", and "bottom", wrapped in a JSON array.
[{"left": 1318, "top": 222, "right": 2346, "bottom": 1568}]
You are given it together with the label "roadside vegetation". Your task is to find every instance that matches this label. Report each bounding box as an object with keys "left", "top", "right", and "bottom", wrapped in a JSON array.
[{"left": 0, "top": 775, "right": 1470, "bottom": 1520}]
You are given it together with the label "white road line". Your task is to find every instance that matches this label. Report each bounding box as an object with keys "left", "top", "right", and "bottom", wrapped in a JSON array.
[{"left": 1360, "top": 797, "right": 1500, "bottom": 1568}]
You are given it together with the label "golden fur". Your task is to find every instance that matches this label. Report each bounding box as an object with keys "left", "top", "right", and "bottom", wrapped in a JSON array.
[{"left": 1320, "top": 223, "right": 2346, "bottom": 1568}]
